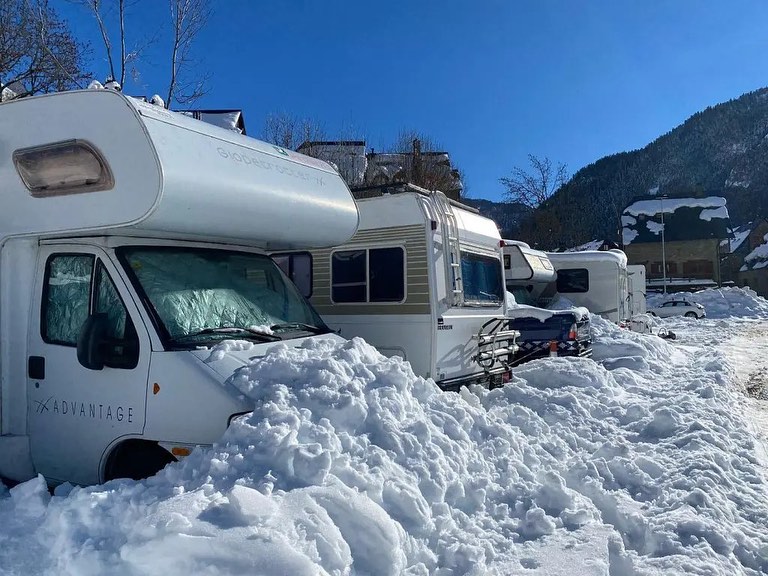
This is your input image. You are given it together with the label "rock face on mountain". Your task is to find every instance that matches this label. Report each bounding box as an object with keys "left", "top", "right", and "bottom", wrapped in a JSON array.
[{"left": 476, "top": 88, "right": 768, "bottom": 249}]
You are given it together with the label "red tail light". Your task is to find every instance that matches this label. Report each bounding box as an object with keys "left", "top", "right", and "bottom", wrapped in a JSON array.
[{"left": 568, "top": 323, "right": 577, "bottom": 340}]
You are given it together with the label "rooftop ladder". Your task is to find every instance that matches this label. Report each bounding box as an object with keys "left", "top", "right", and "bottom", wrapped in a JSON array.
[{"left": 431, "top": 191, "right": 464, "bottom": 307}]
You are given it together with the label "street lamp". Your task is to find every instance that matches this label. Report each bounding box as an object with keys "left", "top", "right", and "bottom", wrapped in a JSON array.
[{"left": 660, "top": 196, "right": 667, "bottom": 295}]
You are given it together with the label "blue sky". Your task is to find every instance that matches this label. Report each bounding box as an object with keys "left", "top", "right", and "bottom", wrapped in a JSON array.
[{"left": 58, "top": 0, "right": 768, "bottom": 202}]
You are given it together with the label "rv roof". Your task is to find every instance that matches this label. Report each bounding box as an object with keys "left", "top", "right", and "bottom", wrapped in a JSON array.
[
  {"left": 0, "top": 90, "right": 358, "bottom": 249},
  {"left": 351, "top": 183, "right": 479, "bottom": 214},
  {"left": 546, "top": 249, "right": 628, "bottom": 266}
]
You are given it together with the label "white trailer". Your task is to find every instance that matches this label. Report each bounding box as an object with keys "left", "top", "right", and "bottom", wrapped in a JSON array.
[
  {"left": 0, "top": 89, "right": 359, "bottom": 486},
  {"left": 278, "top": 183, "right": 518, "bottom": 391},
  {"left": 545, "top": 250, "right": 630, "bottom": 324}
]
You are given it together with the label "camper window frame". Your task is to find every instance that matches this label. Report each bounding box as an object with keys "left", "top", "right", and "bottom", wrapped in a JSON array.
[
  {"left": 330, "top": 245, "right": 407, "bottom": 305},
  {"left": 459, "top": 249, "right": 505, "bottom": 306}
]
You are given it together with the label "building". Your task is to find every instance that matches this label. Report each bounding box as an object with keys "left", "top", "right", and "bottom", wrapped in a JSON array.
[
  {"left": 621, "top": 196, "right": 731, "bottom": 292},
  {"left": 736, "top": 221, "right": 768, "bottom": 296},
  {"left": 297, "top": 139, "right": 463, "bottom": 201},
  {"left": 720, "top": 220, "right": 768, "bottom": 283}
]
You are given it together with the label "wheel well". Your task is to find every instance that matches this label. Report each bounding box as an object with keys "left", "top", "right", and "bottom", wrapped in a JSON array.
[{"left": 104, "top": 440, "right": 176, "bottom": 482}]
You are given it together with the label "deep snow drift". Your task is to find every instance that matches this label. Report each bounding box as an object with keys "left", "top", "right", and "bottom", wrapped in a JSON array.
[{"left": 2, "top": 289, "right": 768, "bottom": 574}]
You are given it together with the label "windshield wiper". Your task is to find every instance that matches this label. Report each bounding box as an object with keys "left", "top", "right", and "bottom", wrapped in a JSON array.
[
  {"left": 270, "top": 322, "right": 330, "bottom": 335},
  {"left": 172, "top": 327, "right": 281, "bottom": 343}
]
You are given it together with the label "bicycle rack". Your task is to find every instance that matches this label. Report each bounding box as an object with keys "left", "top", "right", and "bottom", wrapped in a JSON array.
[{"left": 474, "top": 317, "right": 520, "bottom": 372}]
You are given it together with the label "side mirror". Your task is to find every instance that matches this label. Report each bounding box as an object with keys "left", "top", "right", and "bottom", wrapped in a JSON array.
[
  {"left": 77, "top": 313, "right": 140, "bottom": 370},
  {"left": 77, "top": 313, "right": 109, "bottom": 370}
]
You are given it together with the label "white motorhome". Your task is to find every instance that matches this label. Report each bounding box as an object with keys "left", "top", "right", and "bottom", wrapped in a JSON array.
[
  {"left": 546, "top": 250, "right": 631, "bottom": 323},
  {"left": 277, "top": 183, "right": 518, "bottom": 391},
  {"left": 503, "top": 244, "right": 649, "bottom": 325},
  {"left": 502, "top": 240, "right": 557, "bottom": 307},
  {"left": 0, "top": 89, "right": 359, "bottom": 486}
]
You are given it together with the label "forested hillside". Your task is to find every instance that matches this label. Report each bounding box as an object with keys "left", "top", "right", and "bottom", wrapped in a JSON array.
[{"left": 483, "top": 88, "right": 768, "bottom": 248}]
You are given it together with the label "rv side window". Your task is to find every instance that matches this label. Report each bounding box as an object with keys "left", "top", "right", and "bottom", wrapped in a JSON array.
[
  {"left": 43, "top": 255, "right": 95, "bottom": 346},
  {"left": 273, "top": 252, "right": 313, "bottom": 298},
  {"left": 556, "top": 268, "right": 589, "bottom": 293},
  {"left": 331, "top": 247, "right": 405, "bottom": 303}
]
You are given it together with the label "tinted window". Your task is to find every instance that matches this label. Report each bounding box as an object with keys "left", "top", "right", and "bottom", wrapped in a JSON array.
[
  {"left": 43, "top": 255, "right": 94, "bottom": 345},
  {"left": 556, "top": 268, "right": 589, "bottom": 293},
  {"left": 332, "top": 250, "right": 367, "bottom": 302},
  {"left": 331, "top": 247, "right": 405, "bottom": 303},
  {"left": 369, "top": 247, "right": 404, "bottom": 302},
  {"left": 461, "top": 252, "right": 503, "bottom": 304}
]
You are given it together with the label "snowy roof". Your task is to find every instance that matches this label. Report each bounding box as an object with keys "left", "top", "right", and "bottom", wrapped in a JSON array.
[
  {"left": 622, "top": 196, "right": 730, "bottom": 244},
  {"left": 179, "top": 108, "right": 246, "bottom": 134},
  {"left": 565, "top": 239, "right": 621, "bottom": 252},
  {"left": 740, "top": 232, "right": 768, "bottom": 271},
  {"left": 721, "top": 222, "right": 753, "bottom": 253}
]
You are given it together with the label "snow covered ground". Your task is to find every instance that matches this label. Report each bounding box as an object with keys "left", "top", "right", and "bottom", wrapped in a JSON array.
[{"left": 3, "top": 289, "right": 768, "bottom": 575}]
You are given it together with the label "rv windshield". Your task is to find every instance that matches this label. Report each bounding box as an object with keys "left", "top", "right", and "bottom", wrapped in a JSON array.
[{"left": 118, "top": 247, "right": 329, "bottom": 346}]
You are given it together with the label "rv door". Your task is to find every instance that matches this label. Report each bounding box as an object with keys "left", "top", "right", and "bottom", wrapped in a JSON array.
[{"left": 27, "top": 245, "right": 151, "bottom": 485}]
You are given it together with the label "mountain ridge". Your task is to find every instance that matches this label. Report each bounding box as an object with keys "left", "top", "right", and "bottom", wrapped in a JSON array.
[{"left": 476, "top": 87, "right": 768, "bottom": 248}]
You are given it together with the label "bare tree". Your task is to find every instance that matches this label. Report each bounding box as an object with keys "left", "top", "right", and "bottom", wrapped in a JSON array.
[
  {"left": 262, "top": 112, "right": 326, "bottom": 150},
  {"left": 166, "top": 0, "right": 211, "bottom": 108},
  {"left": 386, "top": 129, "right": 464, "bottom": 199},
  {"left": 500, "top": 154, "right": 568, "bottom": 208},
  {"left": 70, "top": 0, "right": 152, "bottom": 88},
  {"left": 0, "top": 0, "right": 89, "bottom": 98}
]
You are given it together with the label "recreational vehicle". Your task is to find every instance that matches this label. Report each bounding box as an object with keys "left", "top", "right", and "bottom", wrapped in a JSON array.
[
  {"left": 546, "top": 250, "right": 632, "bottom": 324},
  {"left": 502, "top": 242, "right": 593, "bottom": 362},
  {"left": 502, "top": 240, "right": 557, "bottom": 307},
  {"left": 0, "top": 89, "right": 359, "bottom": 486},
  {"left": 277, "top": 183, "right": 519, "bottom": 391}
]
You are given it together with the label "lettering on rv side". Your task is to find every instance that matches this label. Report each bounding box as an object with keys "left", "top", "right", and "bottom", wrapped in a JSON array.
[
  {"left": 34, "top": 396, "right": 134, "bottom": 423},
  {"left": 216, "top": 147, "right": 325, "bottom": 186}
]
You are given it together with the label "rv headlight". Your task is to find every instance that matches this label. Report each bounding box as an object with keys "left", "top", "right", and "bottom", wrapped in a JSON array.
[{"left": 13, "top": 139, "right": 114, "bottom": 197}]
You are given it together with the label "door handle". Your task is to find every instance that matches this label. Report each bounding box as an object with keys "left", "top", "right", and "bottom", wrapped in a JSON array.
[{"left": 28, "top": 356, "right": 45, "bottom": 380}]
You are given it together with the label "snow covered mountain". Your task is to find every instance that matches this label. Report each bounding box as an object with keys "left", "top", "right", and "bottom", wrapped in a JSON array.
[{"left": 480, "top": 88, "right": 768, "bottom": 249}]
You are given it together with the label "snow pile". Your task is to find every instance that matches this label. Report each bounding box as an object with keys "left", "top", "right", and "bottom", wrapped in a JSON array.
[
  {"left": 2, "top": 327, "right": 768, "bottom": 574},
  {"left": 647, "top": 287, "right": 768, "bottom": 319}
]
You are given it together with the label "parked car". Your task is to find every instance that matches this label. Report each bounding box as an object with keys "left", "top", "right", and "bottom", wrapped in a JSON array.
[
  {"left": 648, "top": 299, "right": 706, "bottom": 319},
  {"left": 507, "top": 306, "right": 592, "bottom": 365}
]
